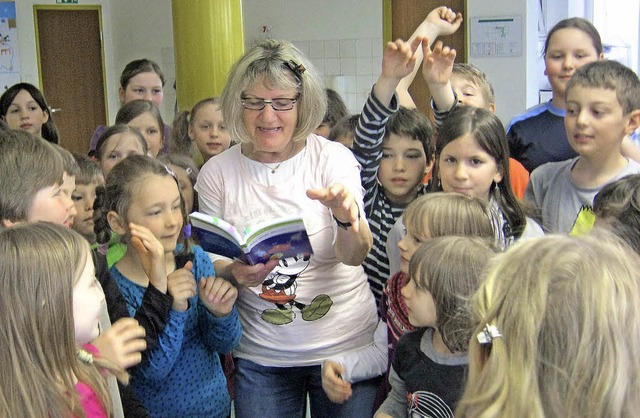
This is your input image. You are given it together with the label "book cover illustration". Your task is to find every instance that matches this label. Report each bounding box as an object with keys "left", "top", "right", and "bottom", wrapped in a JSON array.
[{"left": 189, "top": 211, "right": 314, "bottom": 265}]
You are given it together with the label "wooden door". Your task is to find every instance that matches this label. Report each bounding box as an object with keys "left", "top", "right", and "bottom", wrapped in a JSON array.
[
  {"left": 35, "top": 6, "right": 106, "bottom": 154},
  {"left": 387, "top": 0, "right": 466, "bottom": 117}
]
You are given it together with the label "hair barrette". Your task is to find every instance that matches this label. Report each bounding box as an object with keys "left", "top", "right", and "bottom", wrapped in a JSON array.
[
  {"left": 163, "top": 164, "right": 176, "bottom": 178},
  {"left": 77, "top": 348, "right": 94, "bottom": 365},
  {"left": 284, "top": 60, "right": 306, "bottom": 82},
  {"left": 477, "top": 323, "right": 502, "bottom": 345}
]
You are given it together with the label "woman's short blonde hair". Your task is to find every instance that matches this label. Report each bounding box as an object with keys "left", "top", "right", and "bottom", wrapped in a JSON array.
[
  {"left": 457, "top": 232, "right": 640, "bottom": 418},
  {"left": 221, "top": 39, "right": 327, "bottom": 144}
]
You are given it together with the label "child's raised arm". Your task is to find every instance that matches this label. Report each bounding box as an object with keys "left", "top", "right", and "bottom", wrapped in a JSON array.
[
  {"left": 421, "top": 40, "right": 457, "bottom": 112},
  {"left": 374, "top": 37, "right": 423, "bottom": 107},
  {"left": 396, "top": 6, "right": 463, "bottom": 107}
]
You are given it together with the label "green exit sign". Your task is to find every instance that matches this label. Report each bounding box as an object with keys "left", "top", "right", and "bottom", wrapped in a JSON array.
[{"left": 56, "top": 0, "right": 78, "bottom": 3}]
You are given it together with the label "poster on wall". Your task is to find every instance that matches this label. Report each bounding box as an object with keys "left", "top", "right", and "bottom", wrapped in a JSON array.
[
  {"left": 0, "top": 1, "right": 20, "bottom": 91},
  {"left": 470, "top": 16, "right": 523, "bottom": 58}
]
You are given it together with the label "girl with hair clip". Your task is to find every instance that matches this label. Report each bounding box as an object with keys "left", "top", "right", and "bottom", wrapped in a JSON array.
[
  {"left": 94, "top": 123, "right": 148, "bottom": 178},
  {"left": 323, "top": 192, "right": 496, "bottom": 409},
  {"left": 171, "top": 97, "right": 231, "bottom": 164},
  {"left": 0, "top": 82, "right": 59, "bottom": 143},
  {"left": 431, "top": 105, "right": 544, "bottom": 248},
  {"left": 115, "top": 99, "right": 166, "bottom": 158},
  {"left": 457, "top": 232, "right": 640, "bottom": 418},
  {"left": 158, "top": 153, "right": 199, "bottom": 214},
  {"left": 0, "top": 222, "right": 126, "bottom": 417},
  {"left": 376, "top": 236, "right": 496, "bottom": 418},
  {"left": 95, "top": 154, "right": 241, "bottom": 417},
  {"left": 89, "top": 58, "right": 171, "bottom": 153}
]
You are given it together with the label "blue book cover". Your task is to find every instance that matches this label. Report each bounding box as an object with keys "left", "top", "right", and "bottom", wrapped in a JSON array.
[{"left": 189, "top": 211, "right": 314, "bottom": 265}]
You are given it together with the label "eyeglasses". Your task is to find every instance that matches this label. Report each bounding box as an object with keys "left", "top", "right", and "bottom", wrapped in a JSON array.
[{"left": 241, "top": 95, "right": 299, "bottom": 111}]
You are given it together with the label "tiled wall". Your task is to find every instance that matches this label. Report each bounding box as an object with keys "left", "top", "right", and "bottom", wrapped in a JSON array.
[{"left": 292, "top": 38, "right": 383, "bottom": 114}]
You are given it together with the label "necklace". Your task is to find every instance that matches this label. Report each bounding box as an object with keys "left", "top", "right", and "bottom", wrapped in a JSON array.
[
  {"left": 251, "top": 142, "right": 297, "bottom": 174},
  {"left": 258, "top": 159, "right": 286, "bottom": 174}
]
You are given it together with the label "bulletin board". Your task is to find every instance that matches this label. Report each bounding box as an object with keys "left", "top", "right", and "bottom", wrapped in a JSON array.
[
  {"left": 470, "top": 16, "right": 523, "bottom": 58},
  {"left": 0, "top": 1, "right": 20, "bottom": 91}
]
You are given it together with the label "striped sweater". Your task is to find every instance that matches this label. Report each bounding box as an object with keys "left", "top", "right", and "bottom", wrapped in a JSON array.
[{"left": 352, "top": 90, "right": 428, "bottom": 306}]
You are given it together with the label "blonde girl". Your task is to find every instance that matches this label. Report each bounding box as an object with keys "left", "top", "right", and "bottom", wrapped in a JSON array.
[
  {"left": 171, "top": 97, "right": 231, "bottom": 163},
  {"left": 322, "top": 192, "right": 496, "bottom": 405},
  {"left": 375, "top": 236, "right": 496, "bottom": 418},
  {"left": 0, "top": 222, "right": 125, "bottom": 417},
  {"left": 95, "top": 154, "right": 241, "bottom": 417},
  {"left": 431, "top": 106, "right": 543, "bottom": 247},
  {"left": 457, "top": 232, "right": 640, "bottom": 417}
]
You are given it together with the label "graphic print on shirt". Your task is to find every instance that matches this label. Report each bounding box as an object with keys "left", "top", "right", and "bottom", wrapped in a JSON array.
[
  {"left": 570, "top": 204, "right": 596, "bottom": 235},
  {"left": 259, "top": 254, "right": 333, "bottom": 325},
  {"left": 407, "top": 390, "right": 453, "bottom": 418}
]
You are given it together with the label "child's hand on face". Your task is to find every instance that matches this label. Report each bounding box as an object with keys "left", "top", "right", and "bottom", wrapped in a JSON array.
[
  {"left": 199, "top": 276, "right": 238, "bottom": 317},
  {"left": 129, "top": 223, "right": 168, "bottom": 293},
  {"left": 321, "top": 360, "right": 352, "bottom": 404},
  {"left": 422, "top": 40, "right": 457, "bottom": 87},
  {"left": 425, "top": 6, "right": 463, "bottom": 38},
  {"left": 167, "top": 261, "right": 196, "bottom": 311},
  {"left": 92, "top": 317, "right": 147, "bottom": 369}
]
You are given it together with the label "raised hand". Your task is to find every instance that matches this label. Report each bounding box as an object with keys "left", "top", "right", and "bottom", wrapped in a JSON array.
[
  {"left": 381, "top": 37, "right": 423, "bottom": 82},
  {"left": 424, "top": 6, "right": 463, "bottom": 39},
  {"left": 129, "top": 222, "right": 168, "bottom": 293},
  {"left": 307, "top": 183, "right": 361, "bottom": 233},
  {"left": 92, "top": 317, "right": 146, "bottom": 369},
  {"left": 321, "top": 360, "right": 353, "bottom": 404},
  {"left": 422, "top": 40, "right": 457, "bottom": 87},
  {"left": 167, "top": 261, "right": 196, "bottom": 311},
  {"left": 199, "top": 276, "right": 238, "bottom": 317}
]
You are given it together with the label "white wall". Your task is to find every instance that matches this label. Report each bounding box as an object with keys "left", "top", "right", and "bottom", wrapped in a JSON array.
[
  {"left": 466, "top": 0, "right": 539, "bottom": 124},
  {"left": 17, "top": 1, "right": 625, "bottom": 128},
  {"left": 108, "top": 0, "right": 175, "bottom": 122},
  {"left": 243, "top": 0, "right": 382, "bottom": 114}
]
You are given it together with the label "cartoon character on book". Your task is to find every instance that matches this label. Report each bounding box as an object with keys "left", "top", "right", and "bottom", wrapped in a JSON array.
[{"left": 259, "top": 254, "right": 333, "bottom": 325}]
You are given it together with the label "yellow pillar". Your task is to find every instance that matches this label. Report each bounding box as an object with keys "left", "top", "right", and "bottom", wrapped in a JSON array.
[{"left": 172, "top": 0, "right": 244, "bottom": 110}]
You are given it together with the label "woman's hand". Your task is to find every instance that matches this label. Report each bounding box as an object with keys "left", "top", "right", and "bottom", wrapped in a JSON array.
[
  {"left": 129, "top": 223, "right": 168, "bottom": 293},
  {"left": 228, "top": 259, "right": 279, "bottom": 288},
  {"left": 167, "top": 261, "right": 196, "bottom": 311},
  {"left": 92, "top": 318, "right": 146, "bottom": 369},
  {"left": 307, "top": 183, "right": 361, "bottom": 233},
  {"left": 199, "top": 276, "right": 238, "bottom": 317}
]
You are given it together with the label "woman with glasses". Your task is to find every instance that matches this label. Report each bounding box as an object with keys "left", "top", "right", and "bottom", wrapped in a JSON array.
[{"left": 195, "top": 39, "right": 378, "bottom": 418}]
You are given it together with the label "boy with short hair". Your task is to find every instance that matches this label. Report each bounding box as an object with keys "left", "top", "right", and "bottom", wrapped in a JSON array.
[
  {"left": 354, "top": 8, "right": 462, "bottom": 305},
  {"left": 0, "top": 130, "right": 74, "bottom": 227},
  {"left": 71, "top": 152, "right": 105, "bottom": 244},
  {"left": 353, "top": 40, "right": 436, "bottom": 305},
  {"left": 525, "top": 60, "right": 640, "bottom": 233}
]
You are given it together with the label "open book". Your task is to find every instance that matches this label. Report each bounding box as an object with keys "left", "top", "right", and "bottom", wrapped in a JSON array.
[{"left": 189, "top": 211, "right": 314, "bottom": 265}]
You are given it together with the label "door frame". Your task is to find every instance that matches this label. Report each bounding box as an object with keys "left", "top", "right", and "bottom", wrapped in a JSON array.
[{"left": 33, "top": 4, "right": 109, "bottom": 125}]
